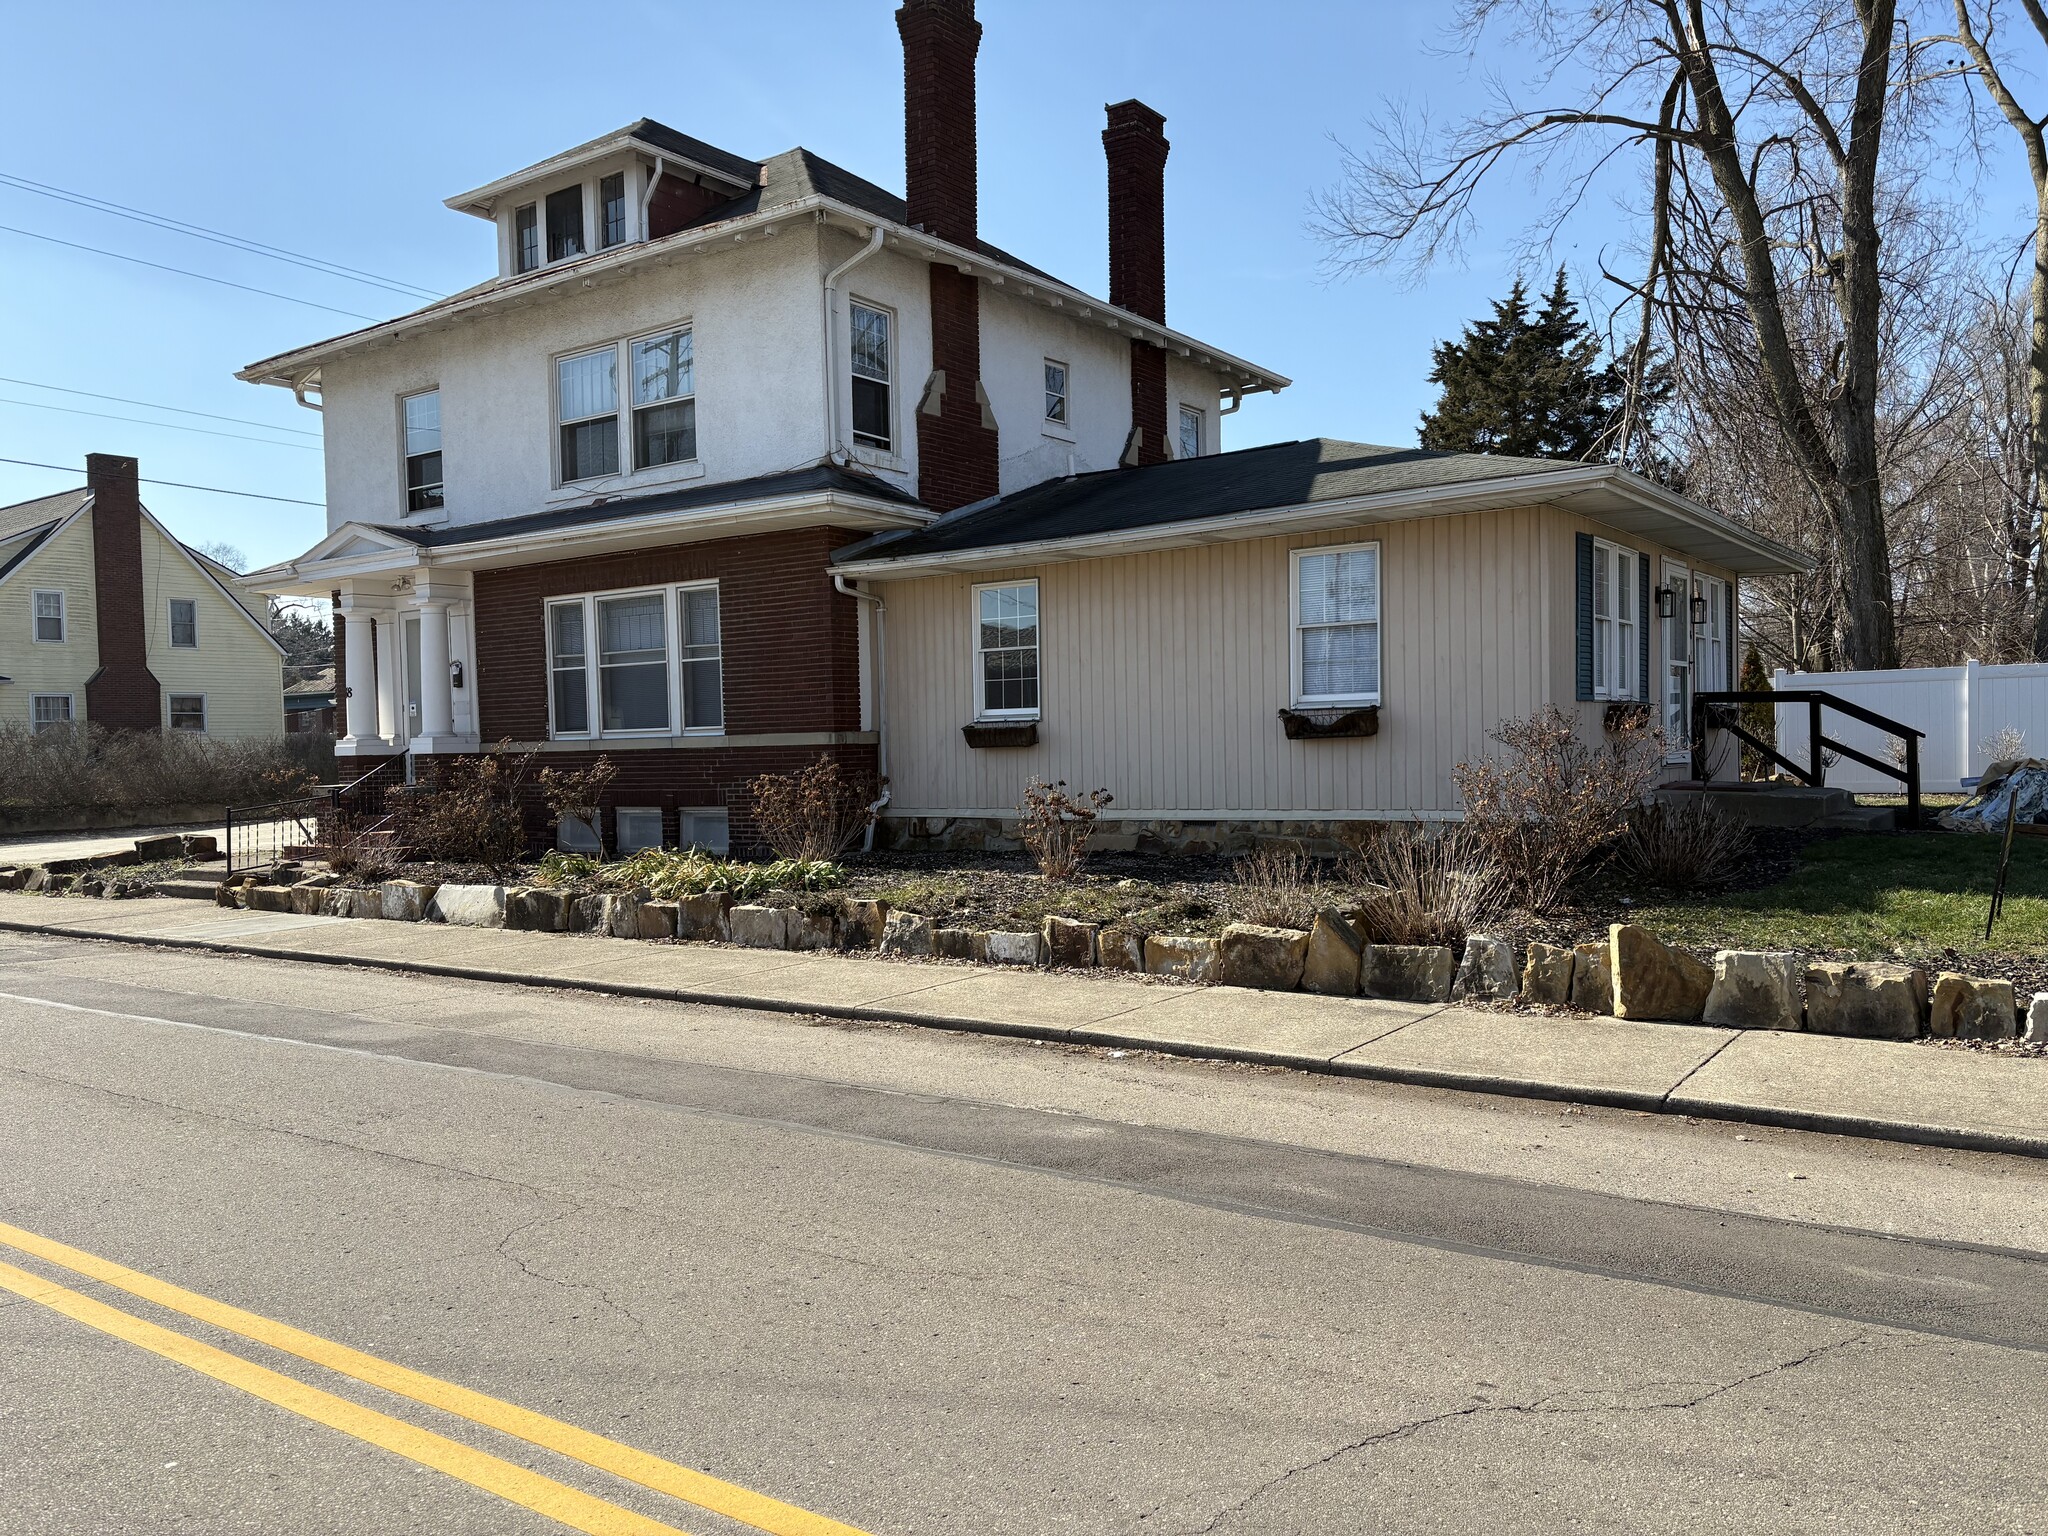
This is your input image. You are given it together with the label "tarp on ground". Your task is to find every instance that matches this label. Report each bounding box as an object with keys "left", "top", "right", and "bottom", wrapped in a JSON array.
[{"left": 1941, "top": 758, "right": 2048, "bottom": 832}]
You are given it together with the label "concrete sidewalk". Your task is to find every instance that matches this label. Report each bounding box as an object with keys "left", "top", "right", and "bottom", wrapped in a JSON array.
[{"left": 4, "top": 889, "right": 2045, "bottom": 1157}]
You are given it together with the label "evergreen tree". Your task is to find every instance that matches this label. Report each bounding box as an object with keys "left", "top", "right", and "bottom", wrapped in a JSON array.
[{"left": 1419, "top": 268, "right": 1648, "bottom": 461}]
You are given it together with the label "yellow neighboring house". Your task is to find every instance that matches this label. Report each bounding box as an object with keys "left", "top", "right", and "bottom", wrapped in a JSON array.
[{"left": 0, "top": 455, "right": 285, "bottom": 737}]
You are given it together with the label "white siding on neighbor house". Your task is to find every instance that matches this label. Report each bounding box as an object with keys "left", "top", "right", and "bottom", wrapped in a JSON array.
[
  {"left": 0, "top": 512, "right": 99, "bottom": 729},
  {"left": 140, "top": 519, "right": 284, "bottom": 740},
  {"left": 877, "top": 503, "right": 1737, "bottom": 821}
]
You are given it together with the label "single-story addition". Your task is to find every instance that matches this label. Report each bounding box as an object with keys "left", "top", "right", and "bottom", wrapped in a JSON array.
[{"left": 830, "top": 437, "right": 1811, "bottom": 848}]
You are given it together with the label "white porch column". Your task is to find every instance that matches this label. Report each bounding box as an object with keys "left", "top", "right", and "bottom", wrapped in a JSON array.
[
  {"left": 374, "top": 608, "right": 403, "bottom": 752},
  {"left": 336, "top": 592, "right": 383, "bottom": 753},
  {"left": 409, "top": 578, "right": 476, "bottom": 756}
]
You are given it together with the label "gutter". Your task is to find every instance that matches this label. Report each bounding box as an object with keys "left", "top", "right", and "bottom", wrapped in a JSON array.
[{"left": 832, "top": 571, "right": 890, "bottom": 851}]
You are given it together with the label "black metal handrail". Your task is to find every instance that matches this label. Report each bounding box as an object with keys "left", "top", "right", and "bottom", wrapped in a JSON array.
[
  {"left": 1691, "top": 689, "right": 1923, "bottom": 828},
  {"left": 225, "top": 752, "right": 408, "bottom": 874}
]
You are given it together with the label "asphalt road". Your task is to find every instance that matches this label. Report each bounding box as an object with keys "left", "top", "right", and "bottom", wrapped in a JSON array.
[{"left": 2, "top": 929, "right": 2046, "bottom": 1534}]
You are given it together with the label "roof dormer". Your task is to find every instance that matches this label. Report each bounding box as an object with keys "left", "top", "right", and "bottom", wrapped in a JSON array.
[{"left": 444, "top": 120, "right": 761, "bottom": 281}]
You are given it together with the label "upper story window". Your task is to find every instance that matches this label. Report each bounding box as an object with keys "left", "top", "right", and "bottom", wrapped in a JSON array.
[
  {"left": 1592, "top": 539, "right": 1639, "bottom": 701},
  {"left": 1292, "top": 543, "right": 1380, "bottom": 706},
  {"left": 974, "top": 580, "right": 1040, "bottom": 719},
  {"left": 600, "top": 173, "right": 627, "bottom": 249},
  {"left": 631, "top": 330, "right": 695, "bottom": 469},
  {"left": 402, "top": 389, "right": 444, "bottom": 512},
  {"left": 557, "top": 349, "right": 620, "bottom": 482},
  {"left": 514, "top": 204, "right": 540, "bottom": 273},
  {"left": 545, "top": 582, "right": 723, "bottom": 740},
  {"left": 1179, "top": 404, "right": 1204, "bottom": 460},
  {"left": 1044, "top": 360, "right": 1068, "bottom": 426},
  {"left": 169, "top": 598, "right": 198, "bottom": 650},
  {"left": 32, "top": 589, "right": 64, "bottom": 644},
  {"left": 850, "top": 301, "right": 892, "bottom": 452},
  {"left": 545, "top": 186, "right": 586, "bottom": 262}
]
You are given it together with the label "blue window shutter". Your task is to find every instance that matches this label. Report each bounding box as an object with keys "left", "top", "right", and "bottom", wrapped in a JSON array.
[
  {"left": 1639, "top": 555, "right": 1651, "bottom": 700},
  {"left": 1575, "top": 532, "right": 1594, "bottom": 700},
  {"left": 1725, "top": 579, "right": 1736, "bottom": 688}
]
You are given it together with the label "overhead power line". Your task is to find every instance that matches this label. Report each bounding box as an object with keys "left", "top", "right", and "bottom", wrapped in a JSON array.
[
  {"left": 0, "top": 224, "right": 381, "bottom": 321},
  {"left": 0, "top": 456, "right": 324, "bottom": 507},
  {"left": 0, "top": 395, "right": 319, "bottom": 450},
  {"left": 0, "top": 376, "right": 321, "bottom": 437},
  {"left": 0, "top": 171, "right": 444, "bottom": 301}
]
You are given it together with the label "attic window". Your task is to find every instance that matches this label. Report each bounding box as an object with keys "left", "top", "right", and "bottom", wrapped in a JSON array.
[
  {"left": 514, "top": 204, "right": 539, "bottom": 273},
  {"left": 546, "top": 186, "right": 585, "bottom": 262},
  {"left": 600, "top": 173, "right": 628, "bottom": 249}
]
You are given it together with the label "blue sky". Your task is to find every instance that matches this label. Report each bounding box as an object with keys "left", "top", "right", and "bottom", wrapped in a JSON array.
[{"left": 0, "top": 2, "right": 2018, "bottom": 570}]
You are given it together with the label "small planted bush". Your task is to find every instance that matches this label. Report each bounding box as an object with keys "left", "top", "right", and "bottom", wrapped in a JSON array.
[
  {"left": 749, "top": 757, "right": 880, "bottom": 861},
  {"left": 1342, "top": 821, "right": 1508, "bottom": 949},
  {"left": 400, "top": 743, "right": 535, "bottom": 869},
  {"left": 1231, "top": 841, "right": 1326, "bottom": 929},
  {"left": 1614, "top": 797, "right": 1754, "bottom": 892},
  {"left": 1019, "top": 778, "right": 1113, "bottom": 881}
]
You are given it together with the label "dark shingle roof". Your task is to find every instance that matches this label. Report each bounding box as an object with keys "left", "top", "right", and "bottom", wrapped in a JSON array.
[
  {"left": 625, "top": 119, "right": 762, "bottom": 188},
  {"left": 0, "top": 488, "right": 88, "bottom": 581},
  {"left": 834, "top": 440, "right": 1584, "bottom": 563},
  {"left": 373, "top": 463, "right": 922, "bottom": 550}
]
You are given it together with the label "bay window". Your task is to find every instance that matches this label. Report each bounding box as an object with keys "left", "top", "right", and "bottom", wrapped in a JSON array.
[
  {"left": 544, "top": 582, "right": 723, "bottom": 739},
  {"left": 1292, "top": 543, "right": 1380, "bottom": 705}
]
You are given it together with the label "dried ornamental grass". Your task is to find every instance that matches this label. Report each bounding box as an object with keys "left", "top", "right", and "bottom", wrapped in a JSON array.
[
  {"left": 1614, "top": 797, "right": 1755, "bottom": 891},
  {"left": 1342, "top": 820, "right": 1509, "bottom": 949},
  {"left": 1231, "top": 841, "right": 1327, "bottom": 929}
]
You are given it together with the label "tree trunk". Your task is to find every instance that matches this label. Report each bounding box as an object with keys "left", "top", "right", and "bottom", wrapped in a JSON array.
[{"left": 2032, "top": 205, "right": 2048, "bottom": 659}]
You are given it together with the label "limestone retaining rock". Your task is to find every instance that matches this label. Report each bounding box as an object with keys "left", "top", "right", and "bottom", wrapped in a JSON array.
[
  {"left": 1042, "top": 915, "right": 1100, "bottom": 969},
  {"left": 2028, "top": 993, "right": 2048, "bottom": 1046},
  {"left": 380, "top": 880, "right": 438, "bottom": 922},
  {"left": 1220, "top": 923, "right": 1309, "bottom": 991},
  {"left": 289, "top": 881, "right": 329, "bottom": 916},
  {"left": 1929, "top": 973, "right": 2017, "bottom": 1040},
  {"left": 1144, "top": 935, "right": 1220, "bottom": 983},
  {"left": 977, "top": 931, "right": 1042, "bottom": 967},
  {"left": 933, "top": 927, "right": 976, "bottom": 960},
  {"left": 133, "top": 834, "right": 186, "bottom": 861},
  {"left": 325, "top": 888, "right": 381, "bottom": 921},
  {"left": 569, "top": 895, "right": 608, "bottom": 933},
  {"left": 1453, "top": 934, "right": 1519, "bottom": 1001},
  {"left": 842, "top": 900, "right": 889, "bottom": 950},
  {"left": 1361, "top": 944, "right": 1454, "bottom": 1004},
  {"left": 1098, "top": 929, "right": 1145, "bottom": 972},
  {"left": 1803, "top": 961, "right": 1927, "bottom": 1040},
  {"left": 1703, "top": 951, "right": 1802, "bottom": 1031},
  {"left": 1301, "top": 909, "right": 1364, "bottom": 996},
  {"left": 0, "top": 868, "right": 23, "bottom": 892},
  {"left": 879, "top": 910, "right": 933, "bottom": 958},
  {"left": 675, "top": 893, "right": 732, "bottom": 941},
  {"left": 790, "top": 909, "right": 838, "bottom": 951},
  {"left": 729, "top": 905, "right": 793, "bottom": 950},
  {"left": 246, "top": 886, "right": 294, "bottom": 914},
  {"left": 1522, "top": 942, "right": 1576, "bottom": 1007},
  {"left": 605, "top": 890, "right": 674, "bottom": 941},
  {"left": 1570, "top": 942, "right": 1613, "bottom": 1014},
  {"left": 506, "top": 888, "right": 571, "bottom": 933},
  {"left": 1610, "top": 924, "right": 1711, "bottom": 1023}
]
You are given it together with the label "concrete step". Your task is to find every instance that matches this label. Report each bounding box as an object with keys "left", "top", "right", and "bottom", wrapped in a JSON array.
[
  {"left": 1818, "top": 805, "right": 1899, "bottom": 833},
  {"left": 1657, "top": 784, "right": 1859, "bottom": 828},
  {"left": 166, "top": 862, "right": 231, "bottom": 883},
  {"left": 154, "top": 879, "right": 229, "bottom": 901}
]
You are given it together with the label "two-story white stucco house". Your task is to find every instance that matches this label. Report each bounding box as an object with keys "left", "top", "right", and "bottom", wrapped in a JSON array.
[{"left": 245, "top": 0, "right": 1806, "bottom": 854}]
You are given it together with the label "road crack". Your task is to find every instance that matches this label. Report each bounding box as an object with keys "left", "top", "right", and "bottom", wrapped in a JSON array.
[{"left": 492, "top": 1207, "right": 652, "bottom": 1337}]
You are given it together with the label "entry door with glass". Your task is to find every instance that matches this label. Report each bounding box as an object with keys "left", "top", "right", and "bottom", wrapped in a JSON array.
[
  {"left": 403, "top": 615, "right": 424, "bottom": 741},
  {"left": 1662, "top": 559, "right": 1690, "bottom": 761}
]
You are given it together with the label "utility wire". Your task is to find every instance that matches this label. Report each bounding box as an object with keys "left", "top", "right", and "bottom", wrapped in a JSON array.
[
  {"left": 0, "top": 456, "right": 324, "bottom": 507},
  {"left": 0, "top": 395, "right": 319, "bottom": 450},
  {"left": 0, "top": 375, "right": 321, "bottom": 437},
  {"left": 0, "top": 171, "right": 444, "bottom": 301},
  {"left": 0, "top": 224, "right": 381, "bottom": 321}
]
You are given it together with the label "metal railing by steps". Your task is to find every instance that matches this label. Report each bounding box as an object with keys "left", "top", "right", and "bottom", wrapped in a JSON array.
[
  {"left": 1691, "top": 689, "right": 1924, "bottom": 829},
  {"left": 225, "top": 754, "right": 410, "bottom": 874}
]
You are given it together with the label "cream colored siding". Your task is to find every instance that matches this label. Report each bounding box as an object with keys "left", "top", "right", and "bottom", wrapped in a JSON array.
[
  {"left": 0, "top": 513, "right": 99, "bottom": 728},
  {"left": 878, "top": 503, "right": 1736, "bottom": 820},
  {"left": 140, "top": 518, "right": 284, "bottom": 739}
]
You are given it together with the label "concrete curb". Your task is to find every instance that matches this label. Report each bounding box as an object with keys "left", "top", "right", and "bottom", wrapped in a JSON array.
[{"left": 6, "top": 915, "right": 2045, "bottom": 1161}]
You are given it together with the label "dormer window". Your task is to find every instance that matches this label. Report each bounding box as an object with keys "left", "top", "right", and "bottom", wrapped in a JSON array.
[
  {"left": 601, "top": 173, "right": 628, "bottom": 249},
  {"left": 546, "top": 186, "right": 586, "bottom": 262},
  {"left": 514, "top": 204, "right": 539, "bottom": 273}
]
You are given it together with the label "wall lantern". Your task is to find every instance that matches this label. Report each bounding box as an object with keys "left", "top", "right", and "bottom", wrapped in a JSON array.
[
  {"left": 1654, "top": 585, "right": 1677, "bottom": 619},
  {"left": 1689, "top": 591, "right": 1710, "bottom": 626},
  {"left": 449, "top": 660, "right": 465, "bottom": 690}
]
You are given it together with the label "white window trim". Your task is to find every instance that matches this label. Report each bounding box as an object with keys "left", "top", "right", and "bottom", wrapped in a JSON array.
[
  {"left": 30, "top": 692, "right": 74, "bottom": 730},
  {"left": 1289, "top": 541, "right": 1382, "bottom": 708},
  {"left": 166, "top": 692, "right": 208, "bottom": 733},
  {"left": 168, "top": 597, "right": 200, "bottom": 650},
  {"left": 1042, "top": 358, "right": 1073, "bottom": 439},
  {"left": 1590, "top": 538, "right": 1639, "bottom": 703},
  {"left": 971, "top": 578, "right": 1042, "bottom": 721},
  {"left": 31, "top": 589, "right": 64, "bottom": 644},
  {"left": 1662, "top": 556, "right": 1692, "bottom": 763},
  {"left": 542, "top": 580, "right": 724, "bottom": 742},
  {"left": 551, "top": 324, "right": 698, "bottom": 491},
  {"left": 399, "top": 388, "right": 444, "bottom": 517},
  {"left": 1178, "top": 403, "right": 1206, "bottom": 460},
  {"left": 848, "top": 296, "right": 896, "bottom": 456}
]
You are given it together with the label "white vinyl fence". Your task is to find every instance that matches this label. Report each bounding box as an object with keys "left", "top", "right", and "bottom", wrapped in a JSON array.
[{"left": 1770, "top": 660, "right": 2048, "bottom": 793}]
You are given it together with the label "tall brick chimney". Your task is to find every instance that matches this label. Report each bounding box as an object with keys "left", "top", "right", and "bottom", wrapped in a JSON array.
[
  {"left": 897, "top": 0, "right": 999, "bottom": 512},
  {"left": 1105, "top": 100, "right": 1171, "bottom": 466},
  {"left": 84, "top": 453, "right": 162, "bottom": 731}
]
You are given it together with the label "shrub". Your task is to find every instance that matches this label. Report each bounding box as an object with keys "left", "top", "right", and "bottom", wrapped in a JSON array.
[
  {"left": 748, "top": 757, "right": 879, "bottom": 861},
  {"left": 1452, "top": 706, "right": 1665, "bottom": 914},
  {"left": 0, "top": 722, "right": 328, "bottom": 811},
  {"left": 1018, "top": 778, "right": 1113, "bottom": 880},
  {"left": 1341, "top": 821, "right": 1509, "bottom": 949},
  {"left": 1614, "top": 797, "right": 1755, "bottom": 892},
  {"left": 1231, "top": 841, "right": 1326, "bottom": 928},
  {"left": 1737, "top": 644, "right": 1775, "bottom": 778},
  {"left": 401, "top": 744, "right": 535, "bottom": 869},
  {"left": 1980, "top": 726, "right": 2029, "bottom": 766},
  {"left": 535, "top": 755, "right": 618, "bottom": 855}
]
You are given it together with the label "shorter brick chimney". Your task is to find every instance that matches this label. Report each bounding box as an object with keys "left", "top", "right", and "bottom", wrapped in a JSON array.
[
  {"left": 1105, "top": 100, "right": 1171, "bottom": 466},
  {"left": 84, "top": 453, "right": 163, "bottom": 731}
]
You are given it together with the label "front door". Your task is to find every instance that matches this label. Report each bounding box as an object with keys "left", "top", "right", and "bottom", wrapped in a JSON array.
[
  {"left": 1662, "top": 558, "right": 1690, "bottom": 761},
  {"left": 403, "top": 615, "right": 423, "bottom": 742}
]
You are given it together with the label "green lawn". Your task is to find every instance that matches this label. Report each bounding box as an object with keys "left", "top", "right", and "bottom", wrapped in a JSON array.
[{"left": 1628, "top": 832, "right": 2048, "bottom": 962}]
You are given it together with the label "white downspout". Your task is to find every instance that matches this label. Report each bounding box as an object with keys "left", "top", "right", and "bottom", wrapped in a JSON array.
[
  {"left": 821, "top": 222, "right": 886, "bottom": 464},
  {"left": 639, "top": 154, "right": 667, "bottom": 234},
  {"left": 1219, "top": 384, "right": 1244, "bottom": 416},
  {"left": 292, "top": 375, "right": 322, "bottom": 412},
  {"left": 833, "top": 570, "right": 890, "bottom": 851}
]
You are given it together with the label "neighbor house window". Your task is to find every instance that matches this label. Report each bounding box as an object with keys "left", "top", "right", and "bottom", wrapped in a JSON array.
[
  {"left": 631, "top": 329, "right": 696, "bottom": 469},
  {"left": 1044, "top": 360, "right": 1068, "bottom": 425},
  {"left": 974, "top": 580, "right": 1040, "bottom": 718},
  {"left": 545, "top": 584, "right": 724, "bottom": 740},
  {"left": 31, "top": 694, "right": 72, "bottom": 731},
  {"left": 545, "top": 185, "right": 585, "bottom": 262},
  {"left": 514, "top": 204, "right": 539, "bottom": 273},
  {"left": 32, "top": 589, "right": 64, "bottom": 643},
  {"left": 599, "top": 173, "right": 628, "bottom": 249},
  {"left": 1292, "top": 543, "right": 1380, "bottom": 704},
  {"left": 1592, "top": 539, "right": 1638, "bottom": 701},
  {"left": 403, "top": 390, "right": 443, "bottom": 512},
  {"left": 169, "top": 598, "right": 198, "bottom": 649},
  {"left": 167, "top": 694, "right": 206, "bottom": 732},
  {"left": 1179, "top": 404, "right": 1204, "bottom": 460},
  {"left": 850, "top": 301, "right": 892, "bottom": 450},
  {"left": 557, "top": 348, "right": 620, "bottom": 481}
]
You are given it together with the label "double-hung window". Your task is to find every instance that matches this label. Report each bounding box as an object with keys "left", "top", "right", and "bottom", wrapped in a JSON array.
[
  {"left": 169, "top": 598, "right": 198, "bottom": 650},
  {"left": 545, "top": 185, "right": 585, "bottom": 262},
  {"left": 168, "top": 694, "right": 206, "bottom": 732},
  {"left": 31, "top": 694, "right": 71, "bottom": 732},
  {"left": 850, "top": 301, "right": 892, "bottom": 450},
  {"left": 403, "top": 390, "right": 444, "bottom": 512},
  {"left": 1292, "top": 543, "right": 1380, "bottom": 705},
  {"left": 1591, "top": 539, "right": 1638, "bottom": 701},
  {"left": 545, "top": 584, "right": 723, "bottom": 739},
  {"left": 599, "top": 173, "right": 627, "bottom": 249},
  {"left": 557, "top": 348, "right": 620, "bottom": 482},
  {"left": 974, "top": 581, "right": 1039, "bottom": 718},
  {"left": 32, "top": 589, "right": 64, "bottom": 644},
  {"left": 514, "top": 204, "right": 540, "bottom": 273},
  {"left": 1179, "top": 404, "right": 1204, "bottom": 460},
  {"left": 631, "top": 330, "right": 695, "bottom": 469},
  {"left": 1043, "top": 360, "right": 1068, "bottom": 426},
  {"left": 1699, "top": 574, "right": 1730, "bottom": 691}
]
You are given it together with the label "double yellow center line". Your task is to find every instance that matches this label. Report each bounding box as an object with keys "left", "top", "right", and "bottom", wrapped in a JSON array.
[{"left": 0, "top": 1219, "right": 874, "bottom": 1536}]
